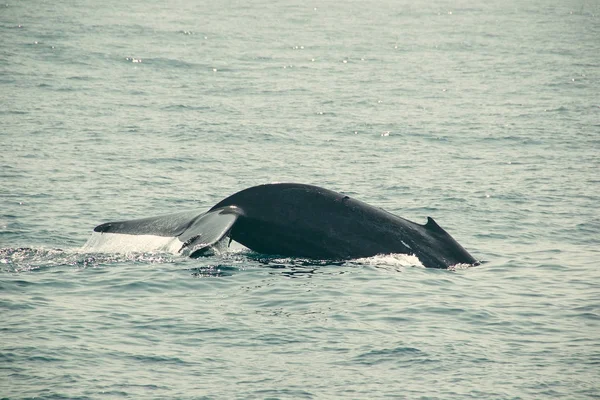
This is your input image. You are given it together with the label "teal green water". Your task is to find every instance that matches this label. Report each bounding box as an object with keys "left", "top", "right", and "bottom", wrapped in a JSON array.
[{"left": 2, "top": 0, "right": 599, "bottom": 398}]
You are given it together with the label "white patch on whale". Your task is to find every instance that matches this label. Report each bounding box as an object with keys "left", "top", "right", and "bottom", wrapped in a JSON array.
[{"left": 82, "top": 232, "right": 182, "bottom": 255}]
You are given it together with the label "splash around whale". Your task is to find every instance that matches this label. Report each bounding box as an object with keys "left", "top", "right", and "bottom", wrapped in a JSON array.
[{"left": 89, "top": 183, "right": 478, "bottom": 269}]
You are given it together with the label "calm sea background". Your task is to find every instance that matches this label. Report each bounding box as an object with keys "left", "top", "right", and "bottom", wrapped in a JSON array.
[{"left": 2, "top": 0, "right": 599, "bottom": 398}]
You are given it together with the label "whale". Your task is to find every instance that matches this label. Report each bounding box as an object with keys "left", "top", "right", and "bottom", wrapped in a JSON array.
[{"left": 93, "top": 183, "right": 478, "bottom": 269}]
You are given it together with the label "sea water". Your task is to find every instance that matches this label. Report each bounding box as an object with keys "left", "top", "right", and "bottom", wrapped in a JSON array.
[{"left": 1, "top": 0, "right": 599, "bottom": 398}]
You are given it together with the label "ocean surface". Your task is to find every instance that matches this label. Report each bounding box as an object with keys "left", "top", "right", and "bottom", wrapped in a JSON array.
[{"left": 2, "top": 0, "right": 599, "bottom": 398}]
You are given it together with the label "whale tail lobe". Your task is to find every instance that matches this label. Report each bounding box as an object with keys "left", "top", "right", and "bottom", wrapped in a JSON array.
[{"left": 93, "top": 206, "right": 241, "bottom": 256}]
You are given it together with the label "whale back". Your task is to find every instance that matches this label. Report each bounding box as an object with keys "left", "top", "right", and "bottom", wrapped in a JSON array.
[{"left": 210, "top": 183, "right": 477, "bottom": 268}]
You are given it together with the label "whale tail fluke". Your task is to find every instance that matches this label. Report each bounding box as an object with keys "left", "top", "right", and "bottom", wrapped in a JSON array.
[{"left": 93, "top": 206, "right": 241, "bottom": 256}]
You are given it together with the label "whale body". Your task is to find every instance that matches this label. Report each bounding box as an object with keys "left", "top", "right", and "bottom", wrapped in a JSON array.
[{"left": 93, "top": 183, "right": 478, "bottom": 269}]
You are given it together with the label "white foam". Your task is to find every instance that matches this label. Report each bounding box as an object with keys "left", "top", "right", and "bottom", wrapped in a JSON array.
[
  {"left": 353, "top": 253, "right": 425, "bottom": 268},
  {"left": 447, "top": 263, "right": 473, "bottom": 271},
  {"left": 81, "top": 232, "right": 182, "bottom": 255}
]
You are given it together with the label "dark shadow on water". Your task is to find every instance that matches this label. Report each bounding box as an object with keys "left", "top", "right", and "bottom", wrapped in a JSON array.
[
  {"left": 247, "top": 252, "right": 349, "bottom": 278},
  {"left": 248, "top": 252, "right": 346, "bottom": 267}
]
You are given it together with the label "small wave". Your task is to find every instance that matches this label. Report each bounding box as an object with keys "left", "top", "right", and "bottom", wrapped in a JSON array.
[
  {"left": 189, "top": 264, "right": 237, "bottom": 277},
  {"left": 137, "top": 57, "right": 208, "bottom": 70},
  {"left": 544, "top": 106, "right": 569, "bottom": 113},
  {"left": 1, "top": 247, "right": 70, "bottom": 273},
  {"left": 124, "top": 56, "right": 143, "bottom": 63},
  {"left": 352, "top": 346, "right": 426, "bottom": 366},
  {"left": 161, "top": 104, "right": 211, "bottom": 111},
  {"left": 0, "top": 247, "right": 178, "bottom": 273}
]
